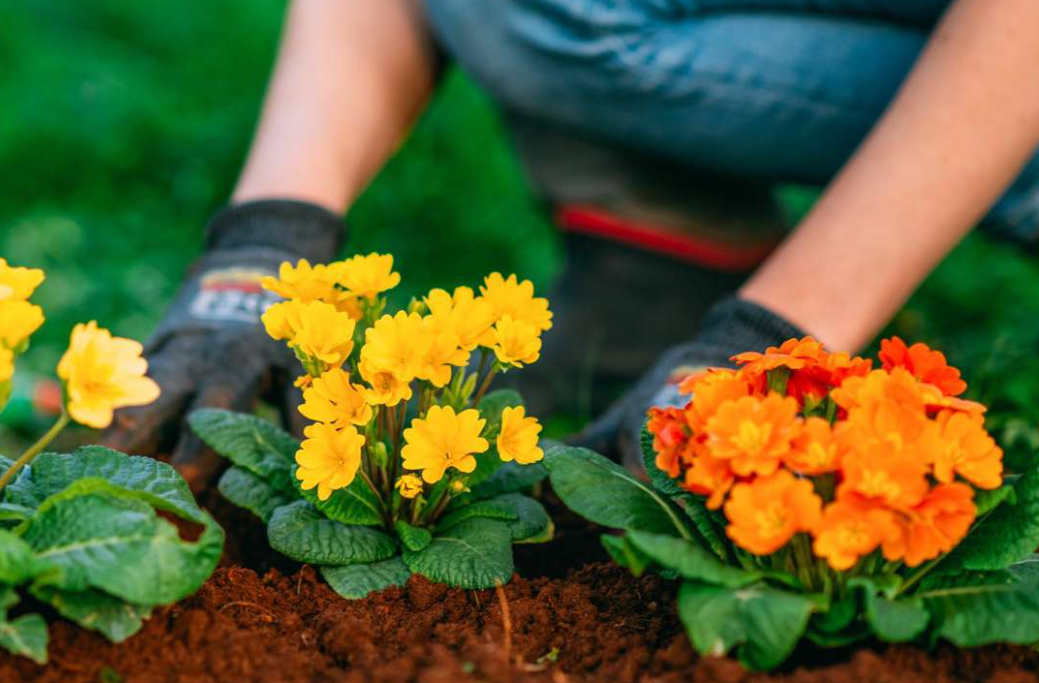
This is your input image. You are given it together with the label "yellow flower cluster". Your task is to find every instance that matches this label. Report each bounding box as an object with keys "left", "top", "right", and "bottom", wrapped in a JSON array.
[{"left": 261, "top": 255, "right": 549, "bottom": 507}]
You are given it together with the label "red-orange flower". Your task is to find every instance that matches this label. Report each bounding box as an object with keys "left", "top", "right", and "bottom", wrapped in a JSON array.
[
  {"left": 813, "top": 498, "right": 900, "bottom": 571},
  {"left": 879, "top": 336, "right": 967, "bottom": 397},
  {"left": 882, "top": 483, "right": 976, "bottom": 567},
  {"left": 724, "top": 470, "right": 822, "bottom": 555},
  {"left": 785, "top": 417, "right": 844, "bottom": 475},
  {"left": 929, "top": 410, "right": 1003, "bottom": 490},
  {"left": 704, "top": 393, "right": 800, "bottom": 477},
  {"left": 647, "top": 406, "right": 690, "bottom": 478}
]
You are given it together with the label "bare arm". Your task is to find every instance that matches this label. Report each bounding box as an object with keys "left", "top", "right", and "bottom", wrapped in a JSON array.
[
  {"left": 233, "top": 0, "right": 437, "bottom": 213},
  {"left": 741, "top": 0, "right": 1039, "bottom": 352}
]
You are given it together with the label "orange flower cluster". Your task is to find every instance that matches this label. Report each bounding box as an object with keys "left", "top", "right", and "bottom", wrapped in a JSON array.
[{"left": 647, "top": 336, "right": 1002, "bottom": 570}]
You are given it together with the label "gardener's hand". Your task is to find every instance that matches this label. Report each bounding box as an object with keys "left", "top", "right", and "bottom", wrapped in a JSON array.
[
  {"left": 571, "top": 296, "right": 804, "bottom": 473},
  {"left": 101, "top": 199, "right": 344, "bottom": 491}
]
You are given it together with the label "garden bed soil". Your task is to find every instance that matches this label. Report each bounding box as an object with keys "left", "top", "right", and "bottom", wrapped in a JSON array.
[{"left": 3, "top": 490, "right": 1039, "bottom": 683}]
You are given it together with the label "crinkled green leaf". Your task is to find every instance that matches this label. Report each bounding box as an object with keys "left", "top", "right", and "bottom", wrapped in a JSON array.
[
  {"left": 437, "top": 499, "right": 516, "bottom": 532},
  {"left": 395, "top": 521, "right": 432, "bottom": 553},
  {"left": 6, "top": 448, "right": 208, "bottom": 525},
  {"left": 942, "top": 463, "right": 1039, "bottom": 572},
  {"left": 626, "top": 531, "right": 761, "bottom": 588},
  {"left": 0, "top": 503, "right": 33, "bottom": 525},
  {"left": 0, "top": 528, "right": 54, "bottom": 584},
  {"left": 267, "top": 500, "right": 397, "bottom": 565},
  {"left": 470, "top": 461, "right": 547, "bottom": 500},
  {"left": 31, "top": 586, "right": 150, "bottom": 643},
  {"left": 492, "top": 493, "right": 551, "bottom": 542},
  {"left": 0, "top": 612, "right": 47, "bottom": 664},
  {"left": 23, "top": 487, "right": 222, "bottom": 606},
  {"left": 218, "top": 466, "right": 295, "bottom": 523},
  {"left": 923, "top": 580, "right": 1039, "bottom": 646},
  {"left": 544, "top": 444, "right": 692, "bottom": 538},
  {"left": 600, "top": 534, "right": 655, "bottom": 577},
  {"left": 1009, "top": 554, "right": 1039, "bottom": 582},
  {"left": 188, "top": 408, "right": 297, "bottom": 494},
  {"left": 677, "top": 581, "right": 815, "bottom": 671},
  {"left": 403, "top": 517, "right": 513, "bottom": 589},
  {"left": 292, "top": 466, "right": 384, "bottom": 526},
  {"left": 321, "top": 557, "right": 411, "bottom": 599},
  {"left": 974, "top": 484, "right": 1016, "bottom": 517}
]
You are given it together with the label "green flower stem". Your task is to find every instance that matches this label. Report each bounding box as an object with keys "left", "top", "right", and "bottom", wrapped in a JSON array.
[
  {"left": 896, "top": 556, "right": 943, "bottom": 597},
  {"left": 471, "top": 365, "right": 499, "bottom": 407},
  {"left": 0, "top": 412, "right": 70, "bottom": 495}
]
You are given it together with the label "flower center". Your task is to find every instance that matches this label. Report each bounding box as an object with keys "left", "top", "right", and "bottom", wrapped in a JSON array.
[{"left": 732, "top": 420, "right": 772, "bottom": 456}]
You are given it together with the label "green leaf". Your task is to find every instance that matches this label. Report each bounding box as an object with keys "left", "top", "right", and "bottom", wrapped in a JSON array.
[
  {"left": 543, "top": 445, "right": 692, "bottom": 538},
  {"left": 491, "top": 493, "right": 551, "bottom": 542},
  {"left": 267, "top": 500, "right": 397, "bottom": 565},
  {"left": 0, "top": 613, "right": 47, "bottom": 664},
  {"left": 1009, "top": 554, "right": 1039, "bottom": 582},
  {"left": 0, "top": 528, "right": 54, "bottom": 584},
  {"left": 437, "top": 499, "right": 516, "bottom": 531},
  {"left": 7, "top": 448, "right": 209, "bottom": 525},
  {"left": 974, "top": 485, "right": 1016, "bottom": 517},
  {"left": 470, "top": 461, "right": 547, "bottom": 500},
  {"left": 292, "top": 466, "right": 384, "bottom": 527},
  {"left": 864, "top": 594, "right": 929, "bottom": 642},
  {"left": 626, "top": 531, "right": 761, "bottom": 588},
  {"left": 600, "top": 534, "right": 652, "bottom": 576},
  {"left": 403, "top": 517, "right": 513, "bottom": 589},
  {"left": 942, "top": 463, "right": 1039, "bottom": 572},
  {"left": 23, "top": 488, "right": 222, "bottom": 606},
  {"left": 218, "top": 466, "right": 295, "bottom": 524},
  {"left": 677, "top": 581, "right": 815, "bottom": 671},
  {"left": 467, "top": 390, "right": 524, "bottom": 487},
  {"left": 640, "top": 422, "right": 683, "bottom": 497},
  {"left": 0, "top": 503, "right": 33, "bottom": 524},
  {"left": 320, "top": 557, "right": 411, "bottom": 599},
  {"left": 395, "top": 521, "right": 432, "bottom": 553},
  {"left": 676, "top": 494, "right": 729, "bottom": 562},
  {"left": 188, "top": 408, "right": 297, "bottom": 494},
  {"left": 922, "top": 581, "right": 1039, "bottom": 646},
  {"left": 31, "top": 586, "right": 150, "bottom": 643}
]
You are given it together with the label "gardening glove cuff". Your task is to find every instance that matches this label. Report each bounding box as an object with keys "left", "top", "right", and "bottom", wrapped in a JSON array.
[{"left": 573, "top": 295, "right": 806, "bottom": 469}]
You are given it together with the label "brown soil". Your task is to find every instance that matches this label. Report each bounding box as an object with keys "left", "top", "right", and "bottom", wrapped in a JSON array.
[{"left": 3, "top": 490, "right": 1038, "bottom": 683}]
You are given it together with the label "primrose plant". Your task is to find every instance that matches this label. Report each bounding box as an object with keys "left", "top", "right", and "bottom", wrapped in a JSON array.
[
  {"left": 0, "top": 259, "right": 224, "bottom": 664},
  {"left": 547, "top": 337, "right": 1039, "bottom": 670},
  {"left": 191, "top": 254, "right": 552, "bottom": 597}
]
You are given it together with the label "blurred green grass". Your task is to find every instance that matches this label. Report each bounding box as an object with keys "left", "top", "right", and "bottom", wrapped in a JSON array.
[{"left": 3, "top": 0, "right": 1039, "bottom": 450}]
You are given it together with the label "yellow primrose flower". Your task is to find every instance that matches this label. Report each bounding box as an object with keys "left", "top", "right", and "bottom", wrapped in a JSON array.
[
  {"left": 299, "top": 367, "right": 373, "bottom": 428},
  {"left": 295, "top": 422, "right": 366, "bottom": 501},
  {"left": 417, "top": 319, "right": 469, "bottom": 388},
  {"left": 395, "top": 474, "right": 424, "bottom": 499},
  {"left": 490, "top": 315, "right": 541, "bottom": 367},
  {"left": 0, "top": 347, "right": 13, "bottom": 383},
  {"left": 480, "top": 273, "right": 553, "bottom": 332},
  {"left": 497, "top": 406, "right": 544, "bottom": 464},
  {"left": 292, "top": 301, "right": 356, "bottom": 367},
  {"left": 0, "top": 259, "right": 45, "bottom": 303},
  {"left": 361, "top": 311, "right": 426, "bottom": 383},
  {"left": 261, "top": 299, "right": 304, "bottom": 342},
  {"left": 56, "top": 322, "right": 161, "bottom": 429},
  {"left": 424, "top": 286, "right": 496, "bottom": 351},
  {"left": 402, "top": 405, "right": 489, "bottom": 483},
  {"left": 0, "top": 300, "right": 45, "bottom": 349},
  {"left": 359, "top": 358, "right": 414, "bottom": 406},
  {"left": 261, "top": 258, "right": 345, "bottom": 305},
  {"left": 338, "top": 253, "right": 401, "bottom": 300}
]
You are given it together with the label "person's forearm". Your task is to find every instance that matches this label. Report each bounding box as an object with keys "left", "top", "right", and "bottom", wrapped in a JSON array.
[
  {"left": 741, "top": 0, "right": 1039, "bottom": 352},
  {"left": 233, "top": 0, "right": 436, "bottom": 213}
]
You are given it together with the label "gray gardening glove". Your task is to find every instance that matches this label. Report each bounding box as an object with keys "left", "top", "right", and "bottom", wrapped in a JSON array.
[
  {"left": 102, "top": 199, "right": 345, "bottom": 491},
  {"left": 572, "top": 296, "right": 805, "bottom": 472}
]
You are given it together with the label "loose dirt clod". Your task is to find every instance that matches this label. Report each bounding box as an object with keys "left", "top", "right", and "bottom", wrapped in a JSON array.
[{"left": 3, "top": 490, "right": 1038, "bottom": 683}]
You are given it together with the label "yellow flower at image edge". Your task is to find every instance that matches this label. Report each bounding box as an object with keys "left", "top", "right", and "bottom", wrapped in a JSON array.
[
  {"left": 296, "top": 422, "right": 366, "bottom": 501},
  {"left": 395, "top": 474, "right": 424, "bottom": 499},
  {"left": 497, "top": 406, "right": 543, "bottom": 464},
  {"left": 0, "top": 300, "right": 45, "bottom": 348},
  {"left": 56, "top": 322, "right": 161, "bottom": 429},
  {"left": 0, "top": 258, "right": 45, "bottom": 302},
  {"left": 402, "top": 405, "right": 489, "bottom": 483},
  {"left": 0, "top": 347, "right": 13, "bottom": 383}
]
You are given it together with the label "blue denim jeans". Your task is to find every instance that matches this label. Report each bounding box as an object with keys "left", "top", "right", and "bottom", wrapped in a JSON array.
[{"left": 424, "top": 0, "right": 1039, "bottom": 242}]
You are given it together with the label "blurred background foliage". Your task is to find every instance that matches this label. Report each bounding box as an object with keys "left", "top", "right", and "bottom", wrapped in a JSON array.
[{"left": 3, "top": 0, "right": 1039, "bottom": 452}]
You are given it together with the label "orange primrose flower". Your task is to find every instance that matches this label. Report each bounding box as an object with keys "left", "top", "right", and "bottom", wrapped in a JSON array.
[
  {"left": 930, "top": 410, "right": 1003, "bottom": 490},
  {"left": 813, "top": 498, "right": 900, "bottom": 571},
  {"left": 784, "top": 416, "right": 844, "bottom": 475},
  {"left": 647, "top": 406, "right": 690, "bottom": 478},
  {"left": 724, "top": 469, "right": 823, "bottom": 556},
  {"left": 732, "top": 337, "right": 826, "bottom": 376},
  {"left": 682, "top": 450, "right": 735, "bottom": 510},
  {"left": 879, "top": 336, "right": 967, "bottom": 397},
  {"left": 704, "top": 393, "right": 800, "bottom": 477},
  {"left": 882, "top": 483, "right": 976, "bottom": 567},
  {"left": 682, "top": 369, "right": 754, "bottom": 431},
  {"left": 838, "top": 444, "right": 929, "bottom": 510}
]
